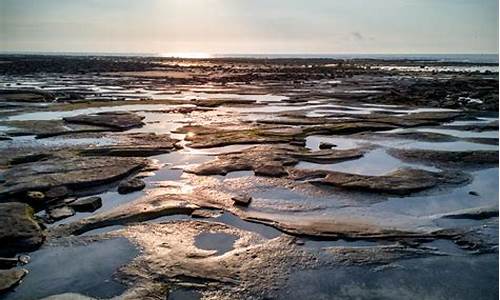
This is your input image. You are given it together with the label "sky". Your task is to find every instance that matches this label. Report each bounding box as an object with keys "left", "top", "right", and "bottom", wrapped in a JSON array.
[{"left": 0, "top": 0, "right": 498, "bottom": 54}]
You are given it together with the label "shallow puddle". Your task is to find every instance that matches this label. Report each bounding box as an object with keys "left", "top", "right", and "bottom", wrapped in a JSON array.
[
  {"left": 194, "top": 231, "right": 238, "bottom": 255},
  {"left": 296, "top": 148, "right": 440, "bottom": 176},
  {"left": 277, "top": 254, "right": 498, "bottom": 300},
  {"left": 214, "top": 212, "right": 282, "bottom": 239},
  {"left": 2, "top": 238, "right": 138, "bottom": 300},
  {"left": 168, "top": 288, "right": 202, "bottom": 300}
]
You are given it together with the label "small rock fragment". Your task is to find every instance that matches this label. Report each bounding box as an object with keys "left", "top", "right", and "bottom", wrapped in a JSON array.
[
  {"left": 69, "top": 197, "right": 102, "bottom": 212},
  {"left": 17, "top": 255, "right": 30, "bottom": 265},
  {"left": 319, "top": 142, "right": 337, "bottom": 149},
  {"left": 294, "top": 239, "right": 305, "bottom": 246},
  {"left": 232, "top": 195, "right": 252, "bottom": 206},
  {"left": 47, "top": 206, "right": 75, "bottom": 221},
  {"left": 118, "top": 178, "right": 146, "bottom": 194}
]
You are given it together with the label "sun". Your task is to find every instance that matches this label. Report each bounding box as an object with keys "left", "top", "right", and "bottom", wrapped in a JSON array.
[{"left": 159, "top": 52, "right": 212, "bottom": 59}]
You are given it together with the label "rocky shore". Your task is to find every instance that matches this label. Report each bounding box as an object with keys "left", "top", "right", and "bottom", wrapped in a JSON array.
[{"left": 0, "top": 55, "right": 498, "bottom": 300}]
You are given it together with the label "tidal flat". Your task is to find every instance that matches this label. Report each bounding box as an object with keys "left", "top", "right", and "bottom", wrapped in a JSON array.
[{"left": 0, "top": 55, "right": 498, "bottom": 300}]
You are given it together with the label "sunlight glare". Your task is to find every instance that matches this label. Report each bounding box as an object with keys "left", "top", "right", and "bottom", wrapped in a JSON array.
[{"left": 159, "top": 52, "right": 212, "bottom": 59}]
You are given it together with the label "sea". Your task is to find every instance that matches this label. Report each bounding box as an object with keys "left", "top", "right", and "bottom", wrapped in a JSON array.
[{"left": 0, "top": 52, "right": 498, "bottom": 64}]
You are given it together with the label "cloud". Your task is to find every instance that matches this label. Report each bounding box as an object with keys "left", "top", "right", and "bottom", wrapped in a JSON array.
[{"left": 351, "top": 32, "right": 364, "bottom": 40}]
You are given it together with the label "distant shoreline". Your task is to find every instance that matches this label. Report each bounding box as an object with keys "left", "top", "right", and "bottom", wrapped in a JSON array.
[{"left": 0, "top": 52, "right": 498, "bottom": 64}]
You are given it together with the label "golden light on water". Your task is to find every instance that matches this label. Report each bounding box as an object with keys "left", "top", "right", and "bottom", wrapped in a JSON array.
[{"left": 159, "top": 52, "right": 212, "bottom": 59}]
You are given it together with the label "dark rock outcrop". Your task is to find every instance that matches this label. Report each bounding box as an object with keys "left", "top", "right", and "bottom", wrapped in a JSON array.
[{"left": 0, "top": 203, "right": 44, "bottom": 256}]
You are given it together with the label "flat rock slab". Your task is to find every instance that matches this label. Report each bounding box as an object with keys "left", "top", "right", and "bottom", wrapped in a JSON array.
[
  {"left": 294, "top": 168, "right": 470, "bottom": 195},
  {"left": 0, "top": 89, "right": 54, "bottom": 102},
  {"left": 51, "top": 194, "right": 201, "bottom": 236},
  {"left": 0, "top": 156, "right": 148, "bottom": 200},
  {"left": 187, "top": 145, "right": 365, "bottom": 176},
  {"left": 0, "top": 202, "right": 44, "bottom": 256},
  {"left": 63, "top": 111, "right": 144, "bottom": 130},
  {"left": 1, "top": 119, "right": 112, "bottom": 138},
  {"left": 176, "top": 124, "right": 304, "bottom": 148},
  {"left": 387, "top": 149, "right": 499, "bottom": 168},
  {"left": 81, "top": 133, "right": 179, "bottom": 157}
]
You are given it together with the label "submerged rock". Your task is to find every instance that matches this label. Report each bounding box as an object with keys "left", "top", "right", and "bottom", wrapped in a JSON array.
[
  {"left": 0, "top": 268, "right": 28, "bottom": 293},
  {"left": 439, "top": 205, "right": 499, "bottom": 220},
  {"left": 118, "top": 178, "right": 146, "bottom": 194},
  {"left": 0, "top": 202, "right": 44, "bottom": 256},
  {"left": 63, "top": 111, "right": 144, "bottom": 130},
  {"left": 387, "top": 149, "right": 499, "bottom": 169}
]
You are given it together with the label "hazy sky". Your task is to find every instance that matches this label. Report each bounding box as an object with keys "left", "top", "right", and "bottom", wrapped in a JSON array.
[{"left": 1, "top": 0, "right": 498, "bottom": 54}]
